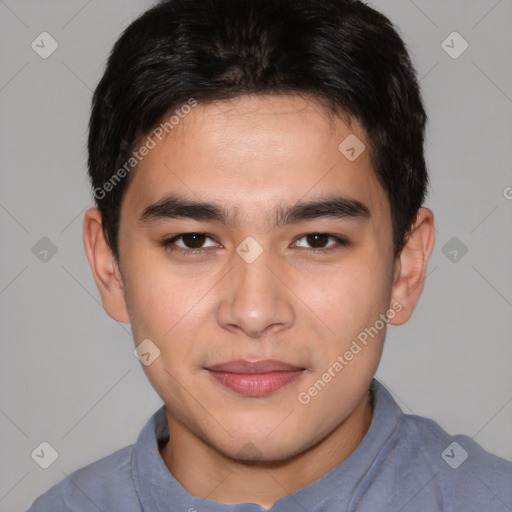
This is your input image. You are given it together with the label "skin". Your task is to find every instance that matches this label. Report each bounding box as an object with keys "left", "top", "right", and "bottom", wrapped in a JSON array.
[{"left": 83, "top": 94, "right": 435, "bottom": 509}]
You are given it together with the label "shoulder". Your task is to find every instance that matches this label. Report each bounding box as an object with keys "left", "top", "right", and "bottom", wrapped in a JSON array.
[
  {"left": 391, "top": 412, "right": 512, "bottom": 510},
  {"left": 26, "top": 445, "right": 141, "bottom": 512},
  {"left": 400, "top": 412, "right": 512, "bottom": 473}
]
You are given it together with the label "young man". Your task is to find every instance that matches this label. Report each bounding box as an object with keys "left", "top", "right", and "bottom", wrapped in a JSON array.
[{"left": 27, "top": 0, "right": 512, "bottom": 510}]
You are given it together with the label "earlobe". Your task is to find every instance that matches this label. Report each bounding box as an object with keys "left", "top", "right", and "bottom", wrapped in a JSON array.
[
  {"left": 388, "top": 208, "right": 435, "bottom": 326},
  {"left": 83, "top": 207, "right": 130, "bottom": 323}
]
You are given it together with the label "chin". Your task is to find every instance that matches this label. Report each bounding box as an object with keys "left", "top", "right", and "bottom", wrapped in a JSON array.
[{"left": 211, "top": 431, "right": 312, "bottom": 465}]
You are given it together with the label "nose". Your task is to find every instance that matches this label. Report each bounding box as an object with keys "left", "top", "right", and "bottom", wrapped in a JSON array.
[{"left": 216, "top": 251, "right": 295, "bottom": 338}]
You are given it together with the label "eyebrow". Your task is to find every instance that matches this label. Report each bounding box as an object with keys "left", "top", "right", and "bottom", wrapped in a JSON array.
[{"left": 138, "top": 194, "right": 371, "bottom": 227}]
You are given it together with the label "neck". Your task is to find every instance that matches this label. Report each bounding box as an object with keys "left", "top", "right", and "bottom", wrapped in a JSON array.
[{"left": 159, "top": 390, "right": 373, "bottom": 509}]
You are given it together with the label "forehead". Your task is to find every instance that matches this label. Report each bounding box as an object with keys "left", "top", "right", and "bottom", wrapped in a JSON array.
[{"left": 121, "top": 94, "right": 389, "bottom": 224}]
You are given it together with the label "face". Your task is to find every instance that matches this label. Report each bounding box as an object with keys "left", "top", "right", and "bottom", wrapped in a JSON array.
[{"left": 101, "top": 94, "right": 403, "bottom": 460}]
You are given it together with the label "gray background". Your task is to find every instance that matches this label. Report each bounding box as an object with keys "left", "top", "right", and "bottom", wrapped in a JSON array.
[{"left": 1, "top": 0, "right": 511, "bottom": 510}]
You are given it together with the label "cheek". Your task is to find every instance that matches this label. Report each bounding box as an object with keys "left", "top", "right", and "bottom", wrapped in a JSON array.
[
  {"left": 120, "top": 247, "right": 184, "bottom": 342},
  {"left": 293, "top": 253, "right": 391, "bottom": 398},
  {"left": 121, "top": 249, "right": 221, "bottom": 375},
  {"left": 293, "top": 263, "right": 389, "bottom": 432},
  {"left": 305, "top": 257, "right": 392, "bottom": 338}
]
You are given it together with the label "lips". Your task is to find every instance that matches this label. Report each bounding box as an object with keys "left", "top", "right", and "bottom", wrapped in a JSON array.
[
  {"left": 207, "top": 359, "right": 303, "bottom": 374},
  {"left": 205, "top": 359, "right": 305, "bottom": 396}
]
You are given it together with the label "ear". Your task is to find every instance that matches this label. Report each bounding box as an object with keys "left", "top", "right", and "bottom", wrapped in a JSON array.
[
  {"left": 83, "top": 207, "right": 130, "bottom": 323},
  {"left": 388, "top": 207, "right": 435, "bottom": 326}
]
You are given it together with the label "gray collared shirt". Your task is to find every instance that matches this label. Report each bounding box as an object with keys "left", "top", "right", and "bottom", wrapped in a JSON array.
[{"left": 27, "top": 379, "right": 512, "bottom": 511}]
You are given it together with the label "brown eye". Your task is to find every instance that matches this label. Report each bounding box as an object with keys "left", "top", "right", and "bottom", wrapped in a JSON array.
[
  {"left": 161, "top": 233, "right": 218, "bottom": 252},
  {"left": 305, "top": 233, "right": 330, "bottom": 248},
  {"left": 293, "top": 233, "right": 350, "bottom": 251},
  {"left": 180, "top": 233, "right": 207, "bottom": 249}
]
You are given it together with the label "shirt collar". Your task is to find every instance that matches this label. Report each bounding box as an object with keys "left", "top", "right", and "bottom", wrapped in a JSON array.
[{"left": 131, "top": 378, "right": 402, "bottom": 512}]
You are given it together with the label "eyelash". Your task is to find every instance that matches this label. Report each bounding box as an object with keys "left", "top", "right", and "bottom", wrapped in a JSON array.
[{"left": 160, "top": 233, "right": 350, "bottom": 255}]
